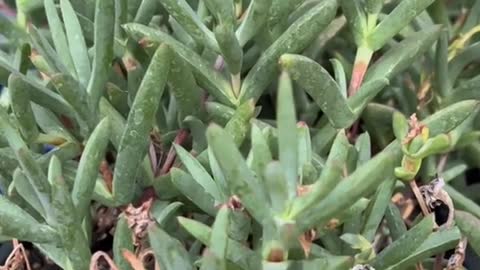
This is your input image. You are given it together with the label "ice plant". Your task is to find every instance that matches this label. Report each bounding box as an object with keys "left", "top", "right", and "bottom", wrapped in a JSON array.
[{"left": 0, "top": 0, "right": 479, "bottom": 269}]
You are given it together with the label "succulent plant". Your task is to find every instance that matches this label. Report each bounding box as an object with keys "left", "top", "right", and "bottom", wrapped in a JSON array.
[{"left": 0, "top": 0, "right": 480, "bottom": 269}]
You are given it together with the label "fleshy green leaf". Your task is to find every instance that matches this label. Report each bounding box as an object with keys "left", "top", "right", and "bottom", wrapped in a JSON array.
[
  {"left": 355, "top": 132, "right": 371, "bottom": 167},
  {"left": 368, "top": 0, "right": 435, "bottom": 50},
  {"left": 280, "top": 54, "right": 355, "bottom": 128},
  {"left": 122, "top": 23, "right": 236, "bottom": 106},
  {"left": 423, "top": 100, "right": 480, "bottom": 137},
  {"left": 210, "top": 207, "right": 229, "bottom": 269},
  {"left": 330, "top": 58, "right": 347, "bottom": 97},
  {"left": 31, "top": 111, "right": 75, "bottom": 148},
  {"left": 133, "top": 0, "right": 159, "bottom": 25},
  {"left": 247, "top": 123, "right": 272, "bottom": 184},
  {"left": 207, "top": 146, "right": 229, "bottom": 200},
  {"left": 87, "top": 0, "right": 115, "bottom": 112},
  {"left": 178, "top": 217, "right": 260, "bottom": 269},
  {"left": 445, "top": 185, "right": 480, "bottom": 219},
  {"left": 0, "top": 58, "right": 75, "bottom": 118},
  {"left": 392, "top": 111, "right": 408, "bottom": 142},
  {"left": 183, "top": 116, "right": 207, "bottom": 152},
  {"left": 214, "top": 24, "right": 243, "bottom": 75},
  {"left": 339, "top": 0, "right": 366, "bottom": 45},
  {"left": 204, "top": 0, "right": 242, "bottom": 74},
  {"left": 174, "top": 144, "right": 222, "bottom": 202},
  {"left": 236, "top": 0, "right": 272, "bottom": 46},
  {"left": 28, "top": 25, "right": 68, "bottom": 75},
  {"left": 98, "top": 98, "right": 154, "bottom": 186},
  {"left": 443, "top": 164, "right": 468, "bottom": 182},
  {"left": 148, "top": 225, "right": 194, "bottom": 270},
  {"left": 113, "top": 215, "right": 134, "bottom": 270},
  {"left": 205, "top": 102, "right": 234, "bottom": 125},
  {"left": 60, "top": 0, "right": 92, "bottom": 87},
  {"left": 150, "top": 201, "right": 183, "bottom": 226},
  {"left": 409, "top": 134, "right": 451, "bottom": 159},
  {"left": 435, "top": 30, "right": 451, "bottom": 98},
  {"left": 206, "top": 124, "right": 269, "bottom": 223},
  {"left": 44, "top": 0, "right": 77, "bottom": 76},
  {"left": 49, "top": 156, "right": 91, "bottom": 270},
  {"left": 290, "top": 130, "right": 350, "bottom": 218},
  {"left": 387, "top": 227, "right": 461, "bottom": 270},
  {"left": 0, "top": 13, "right": 27, "bottom": 46},
  {"left": 448, "top": 42, "right": 480, "bottom": 83},
  {"left": 171, "top": 168, "right": 217, "bottom": 216},
  {"left": 277, "top": 72, "right": 298, "bottom": 198},
  {"left": 71, "top": 117, "right": 110, "bottom": 219},
  {"left": 340, "top": 233, "right": 373, "bottom": 262},
  {"left": 361, "top": 177, "right": 396, "bottom": 242},
  {"left": 168, "top": 55, "right": 203, "bottom": 122},
  {"left": 239, "top": 0, "right": 338, "bottom": 102},
  {"left": 264, "top": 161, "right": 289, "bottom": 213},
  {"left": 13, "top": 43, "right": 31, "bottom": 74},
  {"left": 0, "top": 109, "right": 53, "bottom": 219},
  {"left": 50, "top": 74, "right": 92, "bottom": 130},
  {"left": 444, "top": 75, "right": 480, "bottom": 106},
  {"left": 0, "top": 196, "right": 59, "bottom": 243},
  {"left": 224, "top": 100, "right": 255, "bottom": 146},
  {"left": 371, "top": 215, "right": 434, "bottom": 269},
  {"left": 365, "top": 26, "right": 442, "bottom": 82},
  {"left": 295, "top": 139, "right": 402, "bottom": 231},
  {"left": 12, "top": 169, "right": 45, "bottom": 218},
  {"left": 384, "top": 203, "right": 407, "bottom": 241},
  {"left": 8, "top": 74, "right": 39, "bottom": 143},
  {"left": 297, "top": 122, "right": 312, "bottom": 178},
  {"left": 366, "top": 0, "right": 384, "bottom": 15},
  {"left": 454, "top": 211, "right": 480, "bottom": 255},
  {"left": 347, "top": 79, "right": 390, "bottom": 116},
  {"left": 158, "top": 0, "right": 219, "bottom": 51},
  {"left": 113, "top": 44, "right": 172, "bottom": 205}
]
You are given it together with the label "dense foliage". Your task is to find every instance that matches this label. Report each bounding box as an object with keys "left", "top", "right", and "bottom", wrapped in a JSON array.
[{"left": 0, "top": 0, "right": 480, "bottom": 269}]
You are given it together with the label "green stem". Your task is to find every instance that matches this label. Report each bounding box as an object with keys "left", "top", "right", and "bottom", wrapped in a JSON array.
[
  {"left": 234, "top": 0, "right": 243, "bottom": 18},
  {"left": 16, "top": 10, "right": 27, "bottom": 29},
  {"left": 348, "top": 46, "right": 374, "bottom": 97},
  {"left": 409, "top": 180, "right": 430, "bottom": 216},
  {"left": 366, "top": 13, "right": 378, "bottom": 31},
  {"left": 231, "top": 73, "right": 241, "bottom": 98}
]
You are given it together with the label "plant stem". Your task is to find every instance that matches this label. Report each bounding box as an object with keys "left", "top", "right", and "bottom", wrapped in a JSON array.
[
  {"left": 437, "top": 154, "right": 449, "bottom": 172},
  {"left": 409, "top": 180, "right": 429, "bottom": 270},
  {"left": 347, "top": 46, "right": 373, "bottom": 140},
  {"left": 448, "top": 24, "right": 480, "bottom": 60},
  {"left": 16, "top": 10, "right": 27, "bottom": 29},
  {"left": 231, "top": 73, "right": 241, "bottom": 98},
  {"left": 348, "top": 46, "right": 374, "bottom": 97},
  {"left": 409, "top": 180, "right": 430, "bottom": 216}
]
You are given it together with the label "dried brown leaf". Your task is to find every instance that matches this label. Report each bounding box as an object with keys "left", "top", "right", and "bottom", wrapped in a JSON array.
[
  {"left": 124, "top": 198, "right": 155, "bottom": 246},
  {"left": 90, "top": 251, "right": 119, "bottom": 270},
  {"left": 122, "top": 250, "right": 146, "bottom": 270}
]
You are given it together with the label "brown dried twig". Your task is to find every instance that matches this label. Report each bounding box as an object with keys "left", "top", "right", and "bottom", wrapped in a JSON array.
[
  {"left": 446, "top": 237, "right": 468, "bottom": 270},
  {"left": 0, "top": 240, "right": 32, "bottom": 270}
]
